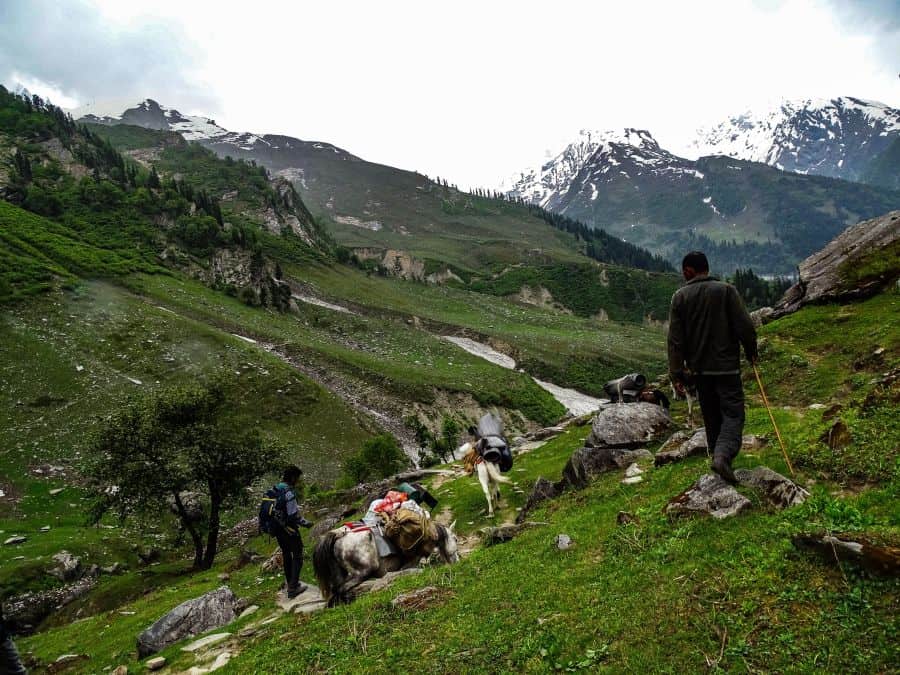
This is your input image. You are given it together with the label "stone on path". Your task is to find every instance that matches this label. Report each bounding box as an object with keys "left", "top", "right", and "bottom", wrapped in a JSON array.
[
  {"left": 741, "top": 435, "right": 768, "bottom": 451},
  {"left": 238, "top": 604, "right": 259, "bottom": 619},
  {"left": 735, "top": 466, "right": 809, "bottom": 508},
  {"left": 276, "top": 585, "right": 325, "bottom": 614},
  {"left": 654, "top": 429, "right": 708, "bottom": 466},
  {"left": 624, "top": 463, "right": 643, "bottom": 478},
  {"left": 181, "top": 632, "right": 231, "bottom": 652},
  {"left": 146, "top": 656, "right": 166, "bottom": 671},
  {"left": 137, "top": 586, "right": 237, "bottom": 657},
  {"left": 666, "top": 474, "right": 751, "bottom": 520},
  {"left": 187, "top": 652, "right": 231, "bottom": 674},
  {"left": 621, "top": 475, "right": 643, "bottom": 485}
]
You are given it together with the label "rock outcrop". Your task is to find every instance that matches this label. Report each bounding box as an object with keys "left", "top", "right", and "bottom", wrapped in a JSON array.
[
  {"left": 767, "top": 210, "right": 900, "bottom": 322},
  {"left": 666, "top": 474, "right": 751, "bottom": 520},
  {"left": 137, "top": 586, "right": 238, "bottom": 657},
  {"left": 4, "top": 572, "right": 99, "bottom": 632},
  {"left": 734, "top": 466, "right": 809, "bottom": 508},
  {"left": 47, "top": 551, "right": 82, "bottom": 582}
]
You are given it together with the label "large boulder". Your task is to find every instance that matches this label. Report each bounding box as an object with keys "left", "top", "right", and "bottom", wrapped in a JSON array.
[
  {"left": 773, "top": 210, "right": 900, "bottom": 317},
  {"left": 734, "top": 466, "right": 809, "bottom": 508},
  {"left": 666, "top": 474, "right": 751, "bottom": 520},
  {"left": 137, "top": 586, "right": 238, "bottom": 657},
  {"left": 585, "top": 403, "right": 674, "bottom": 448},
  {"left": 654, "top": 429, "right": 708, "bottom": 466}
]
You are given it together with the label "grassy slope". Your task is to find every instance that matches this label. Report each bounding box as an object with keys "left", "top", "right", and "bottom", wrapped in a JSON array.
[
  {"left": 290, "top": 263, "right": 668, "bottom": 396},
  {"left": 16, "top": 292, "right": 899, "bottom": 674},
  {"left": 223, "top": 291, "right": 900, "bottom": 673}
]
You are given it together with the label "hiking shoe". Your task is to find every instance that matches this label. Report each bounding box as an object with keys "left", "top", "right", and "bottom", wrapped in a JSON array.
[
  {"left": 711, "top": 455, "right": 737, "bottom": 484},
  {"left": 286, "top": 583, "right": 308, "bottom": 599}
]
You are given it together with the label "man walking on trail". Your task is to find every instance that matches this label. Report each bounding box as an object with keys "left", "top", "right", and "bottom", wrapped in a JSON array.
[
  {"left": 667, "top": 251, "right": 757, "bottom": 483},
  {"left": 270, "top": 465, "right": 313, "bottom": 598}
]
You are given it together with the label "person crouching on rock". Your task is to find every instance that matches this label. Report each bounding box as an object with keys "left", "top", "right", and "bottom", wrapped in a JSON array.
[
  {"left": 262, "top": 465, "right": 313, "bottom": 599},
  {"left": 667, "top": 251, "right": 757, "bottom": 483}
]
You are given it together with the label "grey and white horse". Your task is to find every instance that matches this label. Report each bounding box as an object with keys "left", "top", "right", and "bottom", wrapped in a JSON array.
[{"left": 313, "top": 521, "right": 459, "bottom": 606}]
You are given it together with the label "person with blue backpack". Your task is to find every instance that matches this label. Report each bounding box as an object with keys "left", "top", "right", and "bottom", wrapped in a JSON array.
[{"left": 259, "top": 465, "right": 313, "bottom": 598}]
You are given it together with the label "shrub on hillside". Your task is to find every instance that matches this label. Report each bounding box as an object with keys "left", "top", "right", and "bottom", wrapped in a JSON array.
[{"left": 339, "top": 434, "right": 408, "bottom": 487}]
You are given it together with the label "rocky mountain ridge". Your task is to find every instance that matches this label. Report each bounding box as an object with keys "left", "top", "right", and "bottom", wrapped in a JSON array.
[{"left": 688, "top": 96, "right": 900, "bottom": 183}]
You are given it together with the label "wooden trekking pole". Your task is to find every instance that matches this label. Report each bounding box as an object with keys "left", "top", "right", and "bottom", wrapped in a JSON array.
[{"left": 752, "top": 363, "right": 795, "bottom": 477}]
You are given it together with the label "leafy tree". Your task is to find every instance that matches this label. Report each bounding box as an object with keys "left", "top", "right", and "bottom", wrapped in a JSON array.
[
  {"left": 340, "top": 434, "right": 408, "bottom": 486},
  {"left": 84, "top": 378, "right": 282, "bottom": 569}
]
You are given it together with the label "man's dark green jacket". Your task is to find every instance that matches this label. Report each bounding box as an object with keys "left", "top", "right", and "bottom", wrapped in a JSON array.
[{"left": 667, "top": 275, "right": 758, "bottom": 377}]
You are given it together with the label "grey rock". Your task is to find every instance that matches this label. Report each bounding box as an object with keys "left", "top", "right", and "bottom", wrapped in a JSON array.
[
  {"left": 101, "top": 562, "right": 123, "bottom": 575},
  {"left": 48, "top": 551, "right": 82, "bottom": 582},
  {"left": 621, "top": 475, "right": 643, "bottom": 485},
  {"left": 137, "top": 586, "right": 237, "bottom": 657},
  {"left": 735, "top": 466, "right": 809, "bottom": 508},
  {"left": 586, "top": 403, "right": 674, "bottom": 448},
  {"left": 655, "top": 429, "right": 708, "bottom": 466},
  {"left": 773, "top": 210, "right": 900, "bottom": 317},
  {"left": 515, "top": 477, "right": 559, "bottom": 523},
  {"left": 555, "top": 534, "right": 573, "bottom": 550},
  {"left": 666, "top": 474, "right": 751, "bottom": 520},
  {"left": 260, "top": 548, "right": 282, "bottom": 573},
  {"left": 750, "top": 306, "right": 775, "bottom": 327},
  {"left": 3, "top": 536, "right": 26, "bottom": 545},
  {"left": 560, "top": 447, "right": 652, "bottom": 491},
  {"left": 146, "top": 656, "right": 166, "bottom": 671},
  {"left": 657, "top": 430, "right": 692, "bottom": 454},
  {"left": 624, "top": 462, "right": 643, "bottom": 478}
]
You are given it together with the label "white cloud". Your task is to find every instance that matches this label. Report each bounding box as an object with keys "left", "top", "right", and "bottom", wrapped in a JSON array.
[{"left": 6, "top": 0, "right": 899, "bottom": 188}]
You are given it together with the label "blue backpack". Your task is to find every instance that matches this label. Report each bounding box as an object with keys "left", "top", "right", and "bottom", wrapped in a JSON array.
[{"left": 258, "top": 485, "right": 289, "bottom": 534}]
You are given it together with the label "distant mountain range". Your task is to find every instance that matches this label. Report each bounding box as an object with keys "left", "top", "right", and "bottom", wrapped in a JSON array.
[
  {"left": 501, "top": 97, "right": 900, "bottom": 273},
  {"left": 688, "top": 96, "right": 900, "bottom": 185},
  {"left": 79, "top": 96, "right": 900, "bottom": 275}
]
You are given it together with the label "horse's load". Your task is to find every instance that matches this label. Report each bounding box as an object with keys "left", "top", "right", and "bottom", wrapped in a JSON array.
[
  {"left": 603, "top": 373, "right": 647, "bottom": 403},
  {"left": 383, "top": 508, "right": 438, "bottom": 554}
]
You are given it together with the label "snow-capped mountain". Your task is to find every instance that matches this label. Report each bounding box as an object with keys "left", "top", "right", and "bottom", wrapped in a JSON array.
[
  {"left": 688, "top": 96, "right": 900, "bottom": 183},
  {"left": 503, "top": 128, "right": 701, "bottom": 208},
  {"left": 502, "top": 122, "right": 900, "bottom": 274},
  {"left": 76, "top": 97, "right": 362, "bottom": 194},
  {"left": 78, "top": 98, "right": 266, "bottom": 147}
]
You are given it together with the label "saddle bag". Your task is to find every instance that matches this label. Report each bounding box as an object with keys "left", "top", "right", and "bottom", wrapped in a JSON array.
[{"left": 383, "top": 508, "right": 437, "bottom": 554}]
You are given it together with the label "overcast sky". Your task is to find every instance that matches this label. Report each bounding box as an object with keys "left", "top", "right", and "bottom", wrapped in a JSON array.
[{"left": 1, "top": 0, "right": 898, "bottom": 188}]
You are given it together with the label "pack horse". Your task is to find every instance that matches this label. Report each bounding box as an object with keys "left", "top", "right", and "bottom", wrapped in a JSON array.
[
  {"left": 462, "top": 413, "right": 514, "bottom": 517},
  {"left": 313, "top": 519, "right": 458, "bottom": 606}
]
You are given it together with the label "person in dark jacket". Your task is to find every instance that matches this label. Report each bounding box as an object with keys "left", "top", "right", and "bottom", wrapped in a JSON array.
[
  {"left": 668, "top": 251, "right": 757, "bottom": 483},
  {"left": 0, "top": 612, "right": 27, "bottom": 675},
  {"left": 272, "top": 465, "right": 313, "bottom": 599}
]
